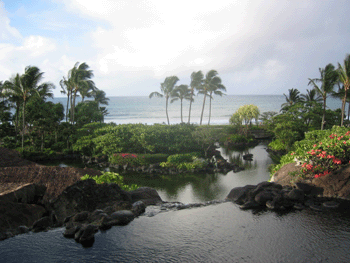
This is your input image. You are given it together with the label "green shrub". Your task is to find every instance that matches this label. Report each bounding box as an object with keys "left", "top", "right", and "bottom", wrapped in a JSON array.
[
  {"left": 167, "top": 153, "right": 195, "bottom": 164},
  {"left": 109, "top": 153, "right": 144, "bottom": 167},
  {"left": 81, "top": 172, "right": 138, "bottom": 191},
  {"left": 140, "top": 153, "right": 169, "bottom": 164},
  {"left": 268, "top": 139, "right": 286, "bottom": 151}
]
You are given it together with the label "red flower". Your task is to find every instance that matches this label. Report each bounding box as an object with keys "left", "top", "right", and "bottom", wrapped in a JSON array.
[{"left": 333, "top": 159, "right": 342, "bottom": 165}]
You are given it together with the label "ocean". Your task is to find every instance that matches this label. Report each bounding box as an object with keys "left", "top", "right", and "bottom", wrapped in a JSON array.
[{"left": 52, "top": 95, "right": 342, "bottom": 125}]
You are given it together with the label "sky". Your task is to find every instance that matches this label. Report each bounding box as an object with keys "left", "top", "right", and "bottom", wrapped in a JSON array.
[{"left": 1, "top": 0, "right": 350, "bottom": 98}]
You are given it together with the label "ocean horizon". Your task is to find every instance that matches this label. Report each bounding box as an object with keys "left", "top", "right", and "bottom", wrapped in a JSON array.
[{"left": 51, "top": 94, "right": 342, "bottom": 125}]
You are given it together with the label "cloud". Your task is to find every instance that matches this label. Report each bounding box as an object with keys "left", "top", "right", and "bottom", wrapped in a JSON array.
[
  {"left": 0, "top": 2, "right": 22, "bottom": 41},
  {"left": 1, "top": 0, "right": 350, "bottom": 97}
]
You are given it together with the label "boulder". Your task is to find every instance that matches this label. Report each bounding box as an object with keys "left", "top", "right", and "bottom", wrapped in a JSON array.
[
  {"left": 0, "top": 183, "right": 46, "bottom": 204},
  {"left": 226, "top": 185, "right": 256, "bottom": 204},
  {"left": 0, "top": 201, "right": 46, "bottom": 236},
  {"left": 32, "top": 216, "right": 51, "bottom": 232},
  {"left": 287, "top": 189, "right": 305, "bottom": 202},
  {"left": 129, "top": 187, "right": 163, "bottom": 205},
  {"left": 131, "top": 201, "right": 146, "bottom": 216},
  {"left": 77, "top": 224, "right": 98, "bottom": 247},
  {"left": 254, "top": 191, "right": 275, "bottom": 205},
  {"left": 110, "top": 210, "right": 135, "bottom": 225},
  {"left": 51, "top": 179, "right": 132, "bottom": 225}
]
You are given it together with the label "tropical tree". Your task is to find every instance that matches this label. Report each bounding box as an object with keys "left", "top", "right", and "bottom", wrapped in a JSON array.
[
  {"left": 0, "top": 81, "right": 4, "bottom": 102},
  {"left": 188, "top": 71, "right": 203, "bottom": 124},
  {"left": 3, "top": 66, "right": 54, "bottom": 149},
  {"left": 171, "top": 84, "right": 192, "bottom": 123},
  {"left": 281, "top": 88, "right": 302, "bottom": 110},
  {"left": 93, "top": 89, "right": 109, "bottom": 107},
  {"left": 308, "top": 63, "right": 338, "bottom": 130},
  {"left": 300, "top": 89, "right": 322, "bottom": 103},
  {"left": 198, "top": 70, "right": 221, "bottom": 125},
  {"left": 66, "top": 62, "right": 96, "bottom": 124},
  {"left": 207, "top": 81, "right": 226, "bottom": 125},
  {"left": 60, "top": 77, "right": 71, "bottom": 122},
  {"left": 337, "top": 54, "right": 350, "bottom": 126},
  {"left": 149, "top": 76, "right": 179, "bottom": 125}
]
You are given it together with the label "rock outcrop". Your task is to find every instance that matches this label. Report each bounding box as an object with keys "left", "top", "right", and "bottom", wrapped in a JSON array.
[
  {"left": 226, "top": 181, "right": 341, "bottom": 212},
  {"left": 272, "top": 162, "right": 350, "bottom": 200},
  {"left": 50, "top": 179, "right": 132, "bottom": 225}
]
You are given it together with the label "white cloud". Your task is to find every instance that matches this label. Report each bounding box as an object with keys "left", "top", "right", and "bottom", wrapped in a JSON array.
[
  {"left": 0, "top": 2, "right": 22, "bottom": 41},
  {"left": 19, "top": 35, "right": 56, "bottom": 57}
]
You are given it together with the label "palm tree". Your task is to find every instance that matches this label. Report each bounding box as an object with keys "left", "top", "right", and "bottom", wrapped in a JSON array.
[
  {"left": 4, "top": 66, "right": 51, "bottom": 149},
  {"left": 188, "top": 71, "right": 203, "bottom": 124},
  {"left": 149, "top": 76, "right": 179, "bottom": 125},
  {"left": 300, "top": 89, "right": 323, "bottom": 103},
  {"left": 308, "top": 63, "right": 338, "bottom": 130},
  {"left": 93, "top": 89, "right": 109, "bottom": 107},
  {"left": 207, "top": 81, "right": 226, "bottom": 125},
  {"left": 281, "top": 88, "right": 302, "bottom": 110},
  {"left": 67, "top": 62, "right": 95, "bottom": 124},
  {"left": 0, "top": 81, "right": 4, "bottom": 102},
  {"left": 80, "top": 83, "right": 96, "bottom": 102},
  {"left": 171, "top": 84, "right": 192, "bottom": 123},
  {"left": 198, "top": 70, "right": 220, "bottom": 125},
  {"left": 3, "top": 75, "right": 22, "bottom": 134},
  {"left": 337, "top": 54, "right": 350, "bottom": 126},
  {"left": 59, "top": 77, "right": 71, "bottom": 122}
]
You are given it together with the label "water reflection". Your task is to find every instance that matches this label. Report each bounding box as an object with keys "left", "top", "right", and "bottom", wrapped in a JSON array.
[{"left": 124, "top": 142, "right": 273, "bottom": 203}]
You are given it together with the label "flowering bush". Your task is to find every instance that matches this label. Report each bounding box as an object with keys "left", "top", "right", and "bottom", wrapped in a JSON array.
[
  {"left": 109, "top": 153, "right": 144, "bottom": 167},
  {"left": 290, "top": 126, "right": 350, "bottom": 179}
]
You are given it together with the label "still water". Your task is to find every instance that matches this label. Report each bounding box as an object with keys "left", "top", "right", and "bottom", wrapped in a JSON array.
[{"left": 2, "top": 143, "right": 350, "bottom": 262}]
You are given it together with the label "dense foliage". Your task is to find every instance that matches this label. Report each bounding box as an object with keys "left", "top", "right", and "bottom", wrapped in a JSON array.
[
  {"left": 81, "top": 172, "right": 138, "bottom": 191},
  {"left": 73, "top": 123, "right": 208, "bottom": 157},
  {"left": 270, "top": 126, "right": 350, "bottom": 179}
]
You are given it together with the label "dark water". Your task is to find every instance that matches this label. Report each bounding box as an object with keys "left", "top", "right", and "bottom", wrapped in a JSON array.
[{"left": 2, "top": 143, "right": 350, "bottom": 262}]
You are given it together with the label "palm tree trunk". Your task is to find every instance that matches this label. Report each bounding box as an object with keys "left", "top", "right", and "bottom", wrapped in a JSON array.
[
  {"left": 180, "top": 99, "right": 183, "bottom": 123},
  {"left": 66, "top": 92, "right": 70, "bottom": 122},
  {"left": 200, "top": 94, "right": 207, "bottom": 125},
  {"left": 22, "top": 101, "right": 26, "bottom": 150},
  {"left": 70, "top": 92, "right": 74, "bottom": 123},
  {"left": 166, "top": 97, "right": 170, "bottom": 125},
  {"left": 72, "top": 90, "right": 77, "bottom": 124},
  {"left": 321, "top": 98, "right": 326, "bottom": 130},
  {"left": 208, "top": 93, "right": 212, "bottom": 125},
  {"left": 341, "top": 96, "right": 346, "bottom": 126},
  {"left": 188, "top": 90, "right": 194, "bottom": 124}
]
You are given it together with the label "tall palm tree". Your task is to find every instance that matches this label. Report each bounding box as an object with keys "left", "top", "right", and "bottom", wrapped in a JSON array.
[
  {"left": 308, "top": 63, "right": 338, "bottom": 130},
  {"left": 60, "top": 77, "right": 71, "bottom": 122},
  {"left": 281, "top": 88, "right": 302, "bottom": 110},
  {"left": 300, "top": 89, "right": 323, "bottom": 103},
  {"left": 3, "top": 75, "right": 22, "bottom": 134},
  {"left": 188, "top": 71, "right": 203, "bottom": 124},
  {"left": 207, "top": 81, "right": 226, "bottom": 125},
  {"left": 198, "top": 70, "right": 220, "bottom": 125},
  {"left": 4, "top": 66, "right": 51, "bottom": 149},
  {"left": 171, "top": 84, "right": 192, "bottom": 123},
  {"left": 149, "top": 76, "right": 179, "bottom": 125},
  {"left": 67, "top": 62, "right": 95, "bottom": 124},
  {"left": 337, "top": 54, "right": 350, "bottom": 126}
]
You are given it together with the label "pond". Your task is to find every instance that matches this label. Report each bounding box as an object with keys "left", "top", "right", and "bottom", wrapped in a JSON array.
[
  {"left": 123, "top": 142, "right": 273, "bottom": 203},
  {"left": 2, "top": 142, "right": 350, "bottom": 262}
]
